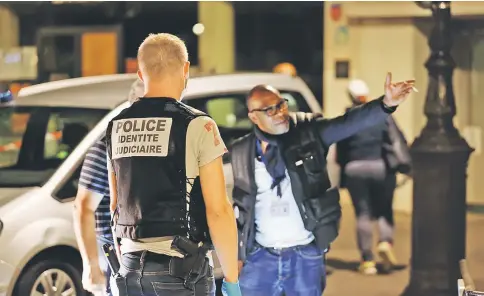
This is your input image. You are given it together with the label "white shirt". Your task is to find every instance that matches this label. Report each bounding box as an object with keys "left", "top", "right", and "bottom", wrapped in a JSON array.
[{"left": 253, "top": 158, "right": 314, "bottom": 248}]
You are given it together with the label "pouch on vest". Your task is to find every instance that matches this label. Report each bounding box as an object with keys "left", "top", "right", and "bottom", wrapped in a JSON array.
[
  {"left": 305, "top": 188, "right": 341, "bottom": 222},
  {"left": 313, "top": 219, "right": 340, "bottom": 250},
  {"left": 308, "top": 189, "right": 342, "bottom": 249},
  {"left": 285, "top": 140, "right": 331, "bottom": 199},
  {"left": 303, "top": 189, "right": 341, "bottom": 239}
]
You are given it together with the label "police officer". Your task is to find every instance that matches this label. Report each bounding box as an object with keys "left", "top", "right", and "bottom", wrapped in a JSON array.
[
  {"left": 105, "top": 33, "right": 241, "bottom": 296},
  {"left": 230, "top": 73, "right": 416, "bottom": 295}
]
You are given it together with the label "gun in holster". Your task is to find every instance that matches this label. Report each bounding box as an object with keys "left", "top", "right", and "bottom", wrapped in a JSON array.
[
  {"left": 103, "top": 244, "right": 121, "bottom": 275},
  {"left": 169, "top": 236, "right": 210, "bottom": 290}
]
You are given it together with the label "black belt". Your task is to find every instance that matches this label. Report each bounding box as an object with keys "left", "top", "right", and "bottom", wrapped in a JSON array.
[
  {"left": 255, "top": 241, "right": 315, "bottom": 256},
  {"left": 126, "top": 251, "right": 172, "bottom": 264}
]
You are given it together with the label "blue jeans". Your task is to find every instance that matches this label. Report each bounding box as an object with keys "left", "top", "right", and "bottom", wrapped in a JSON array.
[
  {"left": 110, "top": 251, "right": 215, "bottom": 296},
  {"left": 97, "top": 236, "right": 114, "bottom": 296},
  {"left": 240, "top": 242, "right": 325, "bottom": 296}
]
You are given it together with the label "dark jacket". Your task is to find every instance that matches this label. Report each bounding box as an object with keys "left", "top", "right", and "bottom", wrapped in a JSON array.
[
  {"left": 230, "top": 97, "right": 396, "bottom": 261},
  {"left": 336, "top": 105, "right": 411, "bottom": 183}
]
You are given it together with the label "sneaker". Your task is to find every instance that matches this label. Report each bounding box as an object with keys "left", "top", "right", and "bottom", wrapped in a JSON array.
[
  {"left": 377, "top": 241, "right": 397, "bottom": 272},
  {"left": 358, "top": 261, "right": 378, "bottom": 275}
]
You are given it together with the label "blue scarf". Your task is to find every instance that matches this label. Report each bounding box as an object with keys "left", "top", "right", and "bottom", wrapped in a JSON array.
[{"left": 254, "top": 126, "right": 288, "bottom": 197}]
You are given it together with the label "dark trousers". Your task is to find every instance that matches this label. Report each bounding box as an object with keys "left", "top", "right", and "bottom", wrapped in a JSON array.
[
  {"left": 97, "top": 236, "right": 114, "bottom": 296},
  {"left": 110, "top": 251, "right": 215, "bottom": 296},
  {"left": 240, "top": 242, "right": 325, "bottom": 296},
  {"left": 345, "top": 173, "right": 397, "bottom": 261}
]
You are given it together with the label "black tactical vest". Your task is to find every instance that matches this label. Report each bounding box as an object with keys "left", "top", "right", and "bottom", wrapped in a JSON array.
[
  {"left": 231, "top": 112, "right": 341, "bottom": 253},
  {"left": 255, "top": 112, "right": 332, "bottom": 200},
  {"left": 105, "top": 98, "right": 211, "bottom": 245}
]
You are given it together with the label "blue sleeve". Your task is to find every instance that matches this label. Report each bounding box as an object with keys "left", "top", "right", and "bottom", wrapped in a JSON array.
[
  {"left": 317, "top": 96, "right": 396, "bottom": 147},
  {"left": 78, "top": 140, "right": 110, "bottom": 196}
]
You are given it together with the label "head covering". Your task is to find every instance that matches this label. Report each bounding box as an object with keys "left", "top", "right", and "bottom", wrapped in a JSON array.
[
  {"left": 348, "top": 79, "right": 369, "bottom": 98},
  {"left": 347, "top": 79, "right": 369, "bottom": 104}
]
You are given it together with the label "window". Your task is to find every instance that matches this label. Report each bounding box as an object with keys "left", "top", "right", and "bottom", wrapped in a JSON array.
[
  {"left": 205, "top": 98, "right": 252, "bottom": 129},
  {"left": 43, "top": 109, "right": 104, "bottom": 160},
  {"left": 54, "top": 161, "right": 83, "bottom": 201},
  {"left": 38, "top": 35, "right": 76, "bottom": 82},
  {"left": 0, "top": 106, "right": 108, "bottom": 187},
  {"left": 0, "top": 111, "right": 30, "bottom": 168},
  {"left": 184, "top": 90, "right": 311, "bottom": 146}
]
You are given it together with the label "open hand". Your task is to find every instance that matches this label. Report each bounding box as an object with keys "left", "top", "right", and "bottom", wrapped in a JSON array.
[
  {"left": 82, "top": 264, "right": 107, "bottom": 294},
  {"left": 382, "top": 72, "right": 417, "bottom": 107}
]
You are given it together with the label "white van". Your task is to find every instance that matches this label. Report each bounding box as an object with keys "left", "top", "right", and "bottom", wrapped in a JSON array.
[{"left": 0, "top": 73, "right": 322, "bottom": 296}]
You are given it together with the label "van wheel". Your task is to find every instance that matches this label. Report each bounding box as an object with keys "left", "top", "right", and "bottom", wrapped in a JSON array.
[{"left": 15, "top": 259, "right": 86, "bottom": 296}]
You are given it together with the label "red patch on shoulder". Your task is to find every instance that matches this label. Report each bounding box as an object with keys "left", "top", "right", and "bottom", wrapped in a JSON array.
[
  {"left": 204, "top": 122, "right": 213, "bottom": 131},
  {"left": 204, "top": 121, "right": 220, "bottom": 146}
]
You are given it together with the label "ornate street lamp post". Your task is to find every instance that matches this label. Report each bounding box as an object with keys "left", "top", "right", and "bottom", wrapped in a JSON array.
[{"left": 403, "top": 1, "right": 474, "bottom": 295}]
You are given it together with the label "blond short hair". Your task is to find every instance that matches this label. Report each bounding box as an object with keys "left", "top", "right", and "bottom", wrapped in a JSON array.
[{"left": 137, "top": 33, "right": 188, "bottom": 78}]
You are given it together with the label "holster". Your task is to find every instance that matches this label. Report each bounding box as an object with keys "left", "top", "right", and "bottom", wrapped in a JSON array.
[{"left": 168, "top": 236, "right": 210, "bottom": 290}]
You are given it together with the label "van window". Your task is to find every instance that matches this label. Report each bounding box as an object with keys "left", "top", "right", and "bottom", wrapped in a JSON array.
[
  {"left": 0, "top": 106, "right": 108, "bottom": 187},
  {"left": 184, "top": 90, "right": 311, "bottom": 146}
]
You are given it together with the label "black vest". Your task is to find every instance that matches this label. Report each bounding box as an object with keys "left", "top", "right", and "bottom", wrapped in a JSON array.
[
  {"left": 231, "top": 113, "right": 341, "bottom": 253},
  {"left": 254, "top": 112, "right": 332, "bottom": 202},
  {"left": 105, "top": 98, "right": 211, "bottom": 245}
]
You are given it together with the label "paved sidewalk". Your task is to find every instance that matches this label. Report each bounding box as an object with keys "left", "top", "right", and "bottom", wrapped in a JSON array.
[{"left": 324, "top": 198, "right": 484, "bottom": 296}]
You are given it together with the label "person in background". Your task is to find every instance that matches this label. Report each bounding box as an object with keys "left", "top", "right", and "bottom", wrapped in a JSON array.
[
  {"left": 336, "top": 79, "right": 411, "bottom": 275},
  {"left": 73, "top": 79, "right": 144, "bottom": 295}
]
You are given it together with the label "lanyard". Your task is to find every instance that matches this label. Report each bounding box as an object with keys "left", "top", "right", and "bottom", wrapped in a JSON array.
[{"left": 256, "top": 139, "right": 266, "bottom": 164}]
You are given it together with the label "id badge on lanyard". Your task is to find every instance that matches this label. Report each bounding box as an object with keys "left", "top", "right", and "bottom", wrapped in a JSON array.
[
  {"left": 256, "top": 140, "right": 290, "bottom": 217},
  {"left": 270, "top": 200, "right": 290, "bottom": 217}
]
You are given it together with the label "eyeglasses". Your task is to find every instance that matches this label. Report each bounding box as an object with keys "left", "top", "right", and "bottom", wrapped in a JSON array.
[{"left": 249, "top": 98, "right": 289, "bottom": 116}]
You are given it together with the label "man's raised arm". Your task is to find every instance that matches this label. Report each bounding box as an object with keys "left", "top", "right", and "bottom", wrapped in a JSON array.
[{"left": 316, "top": 73, "right": 416, "bottom": 147}]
